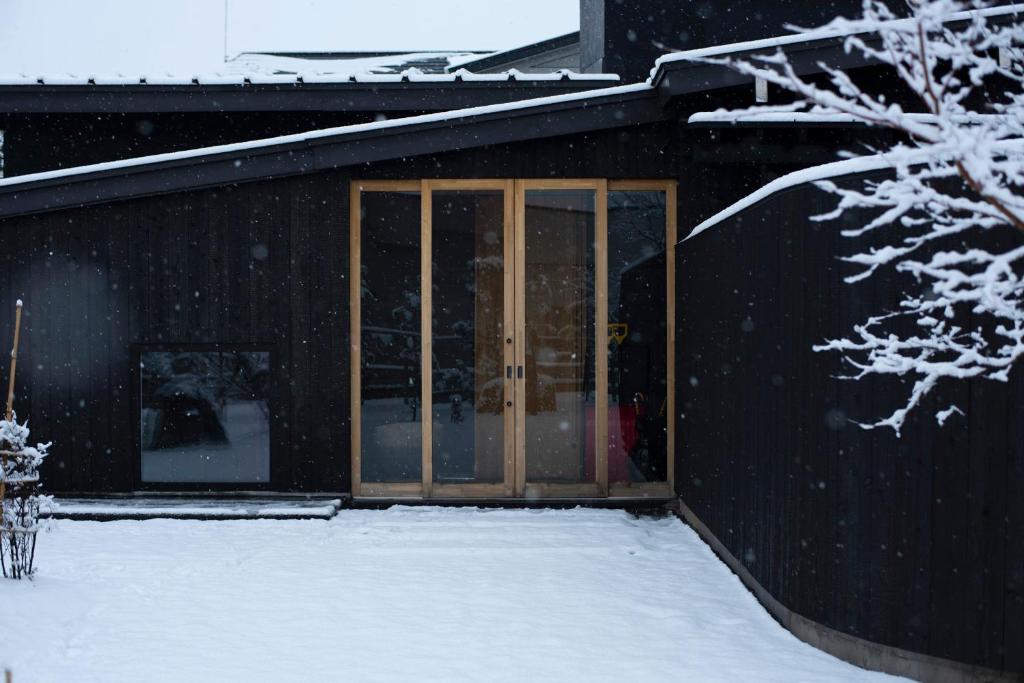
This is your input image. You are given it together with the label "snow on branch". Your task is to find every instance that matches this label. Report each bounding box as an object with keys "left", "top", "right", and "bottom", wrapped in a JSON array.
[
  {"left": 687, "top": 0, "right": 1024, "bottom": 434},
  {"left": 1, "top": 413, "right": 52, "bottom": 579}
]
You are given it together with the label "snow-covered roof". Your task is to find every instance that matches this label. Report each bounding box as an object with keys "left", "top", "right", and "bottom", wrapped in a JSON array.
[
  {"left": 0, "top": 68, "right": 619, "bottom": 87},
  {"left": 688, "top": 111, "right": 1012, "bottom": 126},
  {"left": 0, "top": 81, "right": 652, "bottom": 190},
  {"left": 0, "top": 0, "right": 581, "bottom": 77},
  {"left": 686, "top": 155, "right": 894, "bottom": 242},
  {"left": 687, "top": 137, "right": 1024, "bottom": 241},
  {"left": 445, "top": 32, "right": 579, "bottom": 73},
  {"left": 0, "top": 35, "right": 614, "bottom": 87},
  {"left": 224, "top": 51, "right": 483, "bottom": 77},
  {"left": 653, "top": 2, "right": 1024, "bottom": 79},
  {"left": 689, "top": 112, "right": 867, "bottom": 125}
]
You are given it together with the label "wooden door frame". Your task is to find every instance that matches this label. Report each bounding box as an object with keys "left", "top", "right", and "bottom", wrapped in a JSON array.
[
  {"left": 606, "top": 179, "right": 676, "bottom": 499},
  {"left": 514, "top": 179, "right": 608, "bottom": 498},
  {"left": 349, "top": 180, "right": 421, "bottom": 498},
  {"left": 423, "top": 179, "right": 516, "bottom": 499},
  {"left": 349, "top": 179, "right": 677, "bottom": 500}
]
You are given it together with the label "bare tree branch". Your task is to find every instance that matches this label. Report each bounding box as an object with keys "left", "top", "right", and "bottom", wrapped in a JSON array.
[{"left": 684, "top": 0, "right": 1024, "bottom": 434}]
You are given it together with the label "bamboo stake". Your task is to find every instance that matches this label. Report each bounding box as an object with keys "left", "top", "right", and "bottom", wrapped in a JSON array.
[
  {"left": 6, "top": 300, "right": 23, "bottom": 422},
  {"left": 1, "top": 300, "right": 23, "bottom": 505}
]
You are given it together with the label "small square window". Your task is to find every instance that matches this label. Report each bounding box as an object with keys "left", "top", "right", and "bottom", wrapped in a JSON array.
[{"left": 139, "top": 349, "right": 271, "bottom": 484}]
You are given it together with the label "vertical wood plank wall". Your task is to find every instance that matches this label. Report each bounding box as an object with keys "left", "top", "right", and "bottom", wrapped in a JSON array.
[
  {"left": 0, "top": 118, "right": 1016, "bottom": 676},
  {"left": 0, "top": 177, "right": 351, "bottom": 493},
  {"left": 0, "top": 123, "right": 675, "bottom": 495},
  {"left": 677, "top": 172, "right": 1024, "bottom": 675}
]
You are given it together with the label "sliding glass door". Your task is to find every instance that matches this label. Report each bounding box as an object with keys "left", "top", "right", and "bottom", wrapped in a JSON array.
[
  {"left": 352, "top": 183, "right": 422, "bottom": 496},
  {"left": 516, "top": 182, "right": 604, "bottom": 497},
  {"left": 427, "top": 181, "right": 515, "bottom": 497},
  {"left": 351, "top": 179, "right": 675, "bottom": 499}
]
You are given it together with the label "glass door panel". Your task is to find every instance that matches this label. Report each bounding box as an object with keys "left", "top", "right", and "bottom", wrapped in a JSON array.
[
  {"left": 607, "top": 190, "right": 669, "bottom": 485},
  {"left": 359, "top": 190, "right": 423, "bottom": 485},
  {"left": 520, "top": 188, "right": 599, "bottom": 490},
  {"left": 352, "top": 179, "right": 674, "bottom": 500},
  {"left": 431, "top": 189, "right": 510, "bottom": 490}
]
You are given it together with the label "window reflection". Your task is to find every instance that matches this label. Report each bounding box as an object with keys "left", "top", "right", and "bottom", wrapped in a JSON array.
[
  {"left": 360, "top": 190, "right": 423, "bottom": 483},
  {"left": 140, "top": 350, "right": 271, "bottom": 483},
  {"left": 608, "top": 191, "right": 668, "bottom": 483},
  {"left": 523, "top": 189, "right": 596, "bottom": 484},
  {"left": 431, "top": 191, "right": 505, "bottom": 484}
]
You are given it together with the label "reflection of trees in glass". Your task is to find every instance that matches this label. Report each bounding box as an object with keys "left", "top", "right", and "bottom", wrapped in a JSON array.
[
  {"left": 608, "top": 191, "right": 667, "bottom": 378},
  {"left": 608, "top": 192, "right": 665, "bottom": 313},
  {"left": 142, "top": 352, "right": 269, "bottom": 411},
  {"left": 608, "top": 191, "right": 668, "bottom": 483},
  {"left": 140, "top": 351, "right": 270, "bottom": 450},
  {"left": 362, "top": 267, "right": 421, "bottom": 422},
  {"left": 362, "top": 281, "right": 420, "bottom": 421},
  {"left": 360, "top": 197, "right": 421, "bottom": 422},
  {"left": 613, "top": 193, "right": 666, "bottom": 250},
  {"left": 432, "top": 196, "right": 505, "bottom": 421},
  {"left": 431, "top": 255, "right": 499, "bottom": 413},
  {"left": 433, "top": 313, "right": 474, "bottom": 413},
  {"left": 362, "top": 324, "right": 420, "bottom": 422}
]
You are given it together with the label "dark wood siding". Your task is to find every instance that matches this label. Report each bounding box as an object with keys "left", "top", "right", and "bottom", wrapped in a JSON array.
[
  {"left": 0, "top": 175, "right": 350, "bottom": 492},
  {"left": 1, "top": 113, "right": 1018, "bottom": 675},
  {"left": 582, "top": 0, "right": 873, "bottom": 81},
  {"left": 677, "top": 176, "right": 1024, "bottom": 674},
  {"left": 0, "top": 112, "right": 377, "bottom": 177},
  {"left": 0, "top": 122, "right": 676, "bottom": 494}
]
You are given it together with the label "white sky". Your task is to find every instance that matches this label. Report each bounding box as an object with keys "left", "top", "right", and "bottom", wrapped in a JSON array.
[{"left": 0, "top": 0, "right": 580, "bottom": 75}]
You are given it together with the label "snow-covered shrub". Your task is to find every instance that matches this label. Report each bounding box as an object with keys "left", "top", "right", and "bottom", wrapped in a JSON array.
[{"left": 1, "top": 414, "right": 52, "bottom": 579}]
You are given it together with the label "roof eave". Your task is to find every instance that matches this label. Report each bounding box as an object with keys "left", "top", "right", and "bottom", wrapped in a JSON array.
[
  {"left": 649, "top": 34, "right": 879, "bottom": 97},
  {"left": 0, "top": 77, "right": 622, "bottom": 114},
  {"left": 648, "top": 4, "right": 1023, "bottom": 96},
  {"left": 0, "top": 84, "right": 663, "bottom": 218}
]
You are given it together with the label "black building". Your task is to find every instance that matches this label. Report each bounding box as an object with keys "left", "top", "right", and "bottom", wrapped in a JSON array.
[{"left": 0, "top": 2, "right": 1020, "bottom": 681}]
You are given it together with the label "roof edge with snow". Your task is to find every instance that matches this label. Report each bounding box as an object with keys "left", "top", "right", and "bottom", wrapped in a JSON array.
[
  {"left": 0, "top": 68, "right": 617, "bottom": 88},
  {"left": 650, "top": 3, "right": 1024, "bottom": 96},
  {"left": 0, "top": 82, "right": 651, "bottom": 191},
  {"left": 5, "top": 4, "right": 1022, "bottom": 220},
  {"left": 688, "top": 136, "right": 1024, "bottom": 241},
  {"left": 654, "top": 3, "right": 1024, "bottom": 76},
  {"left": 0, "top": 81, "right": 661, "bottom": 218},
  {"left": 685, "top": 154, "right": 894, "bottom": 242}
]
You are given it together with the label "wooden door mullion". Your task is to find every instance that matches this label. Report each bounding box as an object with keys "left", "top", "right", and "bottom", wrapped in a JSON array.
[
  {"left": 350, "top": 183, "right": 362, "bottom": 497},
  {"left": 503, "top": 179, "right": 517, "bottom": 497},
  {"left": 595, "top": 179, "right": 609, "bottom": 496},
  {"left": 421, "top": 180, "right": 433, "bottom": 498},
  {"left": 515, "top": 180, "right": 608, "bottom": 498},
  {"left": 513, "top": 180, "right": 527, "bottom": 497}
]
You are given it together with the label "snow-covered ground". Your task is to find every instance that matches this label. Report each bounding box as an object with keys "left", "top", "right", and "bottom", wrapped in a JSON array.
[{"left": 2, "top": 507, "right": 904, "bottom": 683}]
